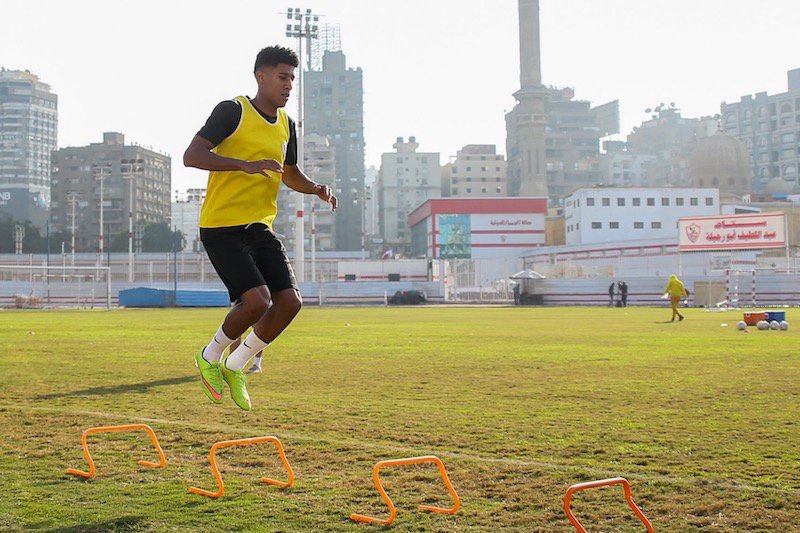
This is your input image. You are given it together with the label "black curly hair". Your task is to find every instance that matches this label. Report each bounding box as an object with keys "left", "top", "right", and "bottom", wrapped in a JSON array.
[{"left": 254, "top": 46, "right": 299, "bottom": 73}]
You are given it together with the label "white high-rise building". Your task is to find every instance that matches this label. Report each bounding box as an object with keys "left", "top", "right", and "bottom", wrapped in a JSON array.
[
  {"left": 0, "top": 69, "right": 58, "bottom": 229},
  {"left": 377, "top": 137, "right": 440, "bottom": 257},
  {"left": 442, "top": 145, "right": 507, "bottom": 198},
  {"left": 721, "top": 68, "right": 800, "bottom": 192}
]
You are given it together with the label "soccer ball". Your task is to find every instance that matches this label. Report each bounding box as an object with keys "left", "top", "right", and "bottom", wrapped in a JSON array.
[
  {"left": 770, "top": 320, "right": 780, "bottom": 330},
  {"left": 780, "top": 321, "right": 789, "bottom": 331},
  {"left": 757, "top": 321, "right": 769, "bottom": 330},
  {"left": 737, "top": 321, "right": 747, "bottom": 330}
]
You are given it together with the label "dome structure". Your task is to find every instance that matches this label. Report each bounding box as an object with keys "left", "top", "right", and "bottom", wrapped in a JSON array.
[{"left": 690, "top": 132, "right": 754, "bottom": 197}]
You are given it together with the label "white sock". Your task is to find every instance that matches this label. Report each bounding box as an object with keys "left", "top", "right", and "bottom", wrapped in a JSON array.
[
  {"left": 226, "top": 331, "right": 269, "bottom": 371},
  {"left": 202, "top": 326, "right": 236, "bottom": 363}
]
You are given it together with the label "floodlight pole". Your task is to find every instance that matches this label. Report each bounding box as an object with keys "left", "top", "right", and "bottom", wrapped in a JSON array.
[
  {"left": 311, "top": 203, "right": 316, "bottom": 281},
  {"left": 121, "top": 160, "right": 142, "bottom": 282},
  {"left": 68, "top": 191, "right": 78, "bottom": 266},
  {"left": 92, "top": 163, "right": 111, "bottom": 262},
  {"left": 285, "top": 7, "right": 320, "bottom": 283}
]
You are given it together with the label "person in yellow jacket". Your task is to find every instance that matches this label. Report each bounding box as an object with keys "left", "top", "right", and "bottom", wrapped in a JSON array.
[{"left": 663, "top": 274, "right": 688, "bottom": 322}]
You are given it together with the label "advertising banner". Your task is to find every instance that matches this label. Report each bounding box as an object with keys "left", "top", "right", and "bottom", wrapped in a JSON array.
[
  {"left": 678, "top": 213, "right": 786, "bottom": 251},
  {"left": 438, "top": 214, "right": 472, "bottom": 259}
]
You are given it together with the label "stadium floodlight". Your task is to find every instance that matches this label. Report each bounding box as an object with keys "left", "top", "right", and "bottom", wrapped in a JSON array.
[{"left": 281, "top": 6, "right": 322, "bottom": 283}]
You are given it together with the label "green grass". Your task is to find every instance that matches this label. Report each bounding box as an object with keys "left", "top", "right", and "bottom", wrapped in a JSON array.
[{"left": 0, "top": 306, "right": 798, "bottom": 532}]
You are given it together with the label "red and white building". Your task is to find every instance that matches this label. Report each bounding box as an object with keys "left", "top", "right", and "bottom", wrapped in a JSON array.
[{"left": 408, "top": 198, "right": 547, "bottom": 259}]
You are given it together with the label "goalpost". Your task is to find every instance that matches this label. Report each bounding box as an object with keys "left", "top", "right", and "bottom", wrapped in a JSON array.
[
  {"left": 725, "top": 268, "right": 756, "bottom": 309},
  {"left": 0, "top": 264, "right": 112, "bottom": 309}
]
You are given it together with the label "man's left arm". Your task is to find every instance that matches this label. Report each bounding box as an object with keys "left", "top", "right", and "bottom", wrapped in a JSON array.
[{"left": 282, "top": 165, "right": 338, "bottom": 210}]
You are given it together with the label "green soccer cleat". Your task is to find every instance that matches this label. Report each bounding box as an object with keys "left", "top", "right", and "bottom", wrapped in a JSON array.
[
  {"left": 195, "top": 349, "right": 224, "bottom": 404},
  {"left": 221, "top": 360, "right": 252, "bottom": 411}
]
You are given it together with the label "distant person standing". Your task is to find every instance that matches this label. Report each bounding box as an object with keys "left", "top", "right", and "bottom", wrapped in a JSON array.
[
  {"left": 663, "top": 275, "right": 687, "bottom": 322},
  {"left": 608, "top": 282, "right": 615, "bottom": 307},
  {"left": 621, "top": 281, "right": 628, "bottom": 307}
]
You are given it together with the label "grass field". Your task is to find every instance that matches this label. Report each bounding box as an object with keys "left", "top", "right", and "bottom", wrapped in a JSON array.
[{"left": 1, "top": 306, "right": 798, "bottom": 532}]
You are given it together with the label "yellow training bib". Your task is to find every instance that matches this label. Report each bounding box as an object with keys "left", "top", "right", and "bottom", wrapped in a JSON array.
[{"left": 199, "top": 96, "right": 290, "bottom": 228}]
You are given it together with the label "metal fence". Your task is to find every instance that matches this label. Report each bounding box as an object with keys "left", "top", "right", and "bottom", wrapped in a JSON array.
[
  {"left": 4, "top": 253, "right": 794, "bottom": 309},
  {"left": 0, "top": 264, "right": 112, "bottom": 308}
]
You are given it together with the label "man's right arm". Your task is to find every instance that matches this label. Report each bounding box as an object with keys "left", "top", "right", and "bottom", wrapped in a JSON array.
[
  {"left": 183, "top": 135, "right": 249, "bottom": 172},
  {"left": 183, "top": 100, "right": 283, "bottom": 175},
  {"left": 183, "top": 136, "right": 284, "bottom": 175}
]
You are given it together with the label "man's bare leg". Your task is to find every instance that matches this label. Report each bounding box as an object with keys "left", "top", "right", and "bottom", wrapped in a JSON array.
[
  {"left": 225, "top": 288, "right": 302, "bottom": 371},
  {"left": 251, "top": 288, "right": 303, "bottom": 343},
  {"left": 220, "top": 286, "right": 272, "bottom": 340}
]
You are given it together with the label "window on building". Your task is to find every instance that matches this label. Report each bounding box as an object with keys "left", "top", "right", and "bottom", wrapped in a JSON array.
[
  {"left": 617, "top": 198, "right": 625, "bottom": 206},
  {"left": 481, "top": 187, "right": 487, "bottom": 193},
  {"left": 651, "top": 222, "right": 662, "bottom": 229},
  {"left": 586, "top": 198, "right": 595, "bottom": 206},
  {"left": 634, "top": 222, "right": 644, "bottom": 229},
  {"left": 705, "top": 197, "right": 714, "bottom": 206},
  {"left": 676, "top": 197, "right": 684, "bottom": 206},
  {"left": 496, "top": 187, "right": 502, "bottom": 193},
  {"left": 466, "top": 166, "right": 471, "bottom": 171},
  {"left": 690, "top": 197, "right": 698, "bottom": 206},
  {"left": 602, "top": 197, "right": 610, "bottom": 206},
  {"left": 451, "top": 167, "right": 457, "bottom": 173},
  {"left": 647, "top": 197, "right": 655, "bottom": 206},
  {"left": 610, "top": 222, "right": 619, "bottom": 229},
  {"left": 592, "top": 222, "right": 602, "bottom": 229},
  {"left": 632, "top": 198, "right": 641, "bottom": 206},
  {"left": 466, "top": 188, "right": 472, "bottom": 193},
  {"left": 662, "top": 198, "right": 670, "bottom": 206}
]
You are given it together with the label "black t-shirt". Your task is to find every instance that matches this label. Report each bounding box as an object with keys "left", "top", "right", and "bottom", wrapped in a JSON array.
[{"left": 197, "top": 99, "right": 298, "bottom": 165}]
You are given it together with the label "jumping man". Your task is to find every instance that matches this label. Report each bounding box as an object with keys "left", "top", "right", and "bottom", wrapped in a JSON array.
[{"left": 184, "top": 46, "right": 337, "bottom": 410}]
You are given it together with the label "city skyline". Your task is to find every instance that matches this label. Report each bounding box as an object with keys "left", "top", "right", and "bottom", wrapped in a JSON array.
[{"left": 1, "top": 0, "right": 798, "bottom": 194}]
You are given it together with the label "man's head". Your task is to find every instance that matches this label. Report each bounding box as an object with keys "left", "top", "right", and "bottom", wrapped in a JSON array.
[{"left": 254, "top": 46, "right": 299, "bottom": 110}]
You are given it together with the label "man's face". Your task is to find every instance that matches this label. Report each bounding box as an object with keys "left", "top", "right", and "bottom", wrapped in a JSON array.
[{"left": 256, "top": 63, "right": 296, "bottom": 109}]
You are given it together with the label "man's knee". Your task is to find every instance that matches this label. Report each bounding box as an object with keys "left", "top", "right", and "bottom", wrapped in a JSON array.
[
  {"left": 276, "top": 290, "right": 302, "bottom": 318},
  {"left": 240, "top": 294, "right": 270, "bottom": 321}
]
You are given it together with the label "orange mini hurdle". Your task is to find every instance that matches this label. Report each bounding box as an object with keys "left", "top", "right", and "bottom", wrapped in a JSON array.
[
  {"left": 188, "top": 436, "right": 295, "bottom": 498},
  {"left": 564, "top": 477, "right": 654, "bottom": 532},
  {"left": 66, "top": 424, "right": 166, "bottom": 479},
  {"left": 350, "top": 455, "right": 461, "bottom": 526}
]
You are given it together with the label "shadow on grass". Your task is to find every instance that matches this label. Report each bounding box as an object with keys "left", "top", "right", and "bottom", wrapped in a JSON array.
[{"left": 36, "top": 375, "right": 195, "bottom": 400}]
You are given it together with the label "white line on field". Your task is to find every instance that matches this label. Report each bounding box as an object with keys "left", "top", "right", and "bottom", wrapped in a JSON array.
[{"left": 3, "top": 403, "right": 797, "bottom": 496}]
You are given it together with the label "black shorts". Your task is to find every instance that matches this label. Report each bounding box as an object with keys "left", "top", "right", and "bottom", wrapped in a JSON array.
[{"left": 200, "top": 223, "right": 298, "bottom": 302}]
